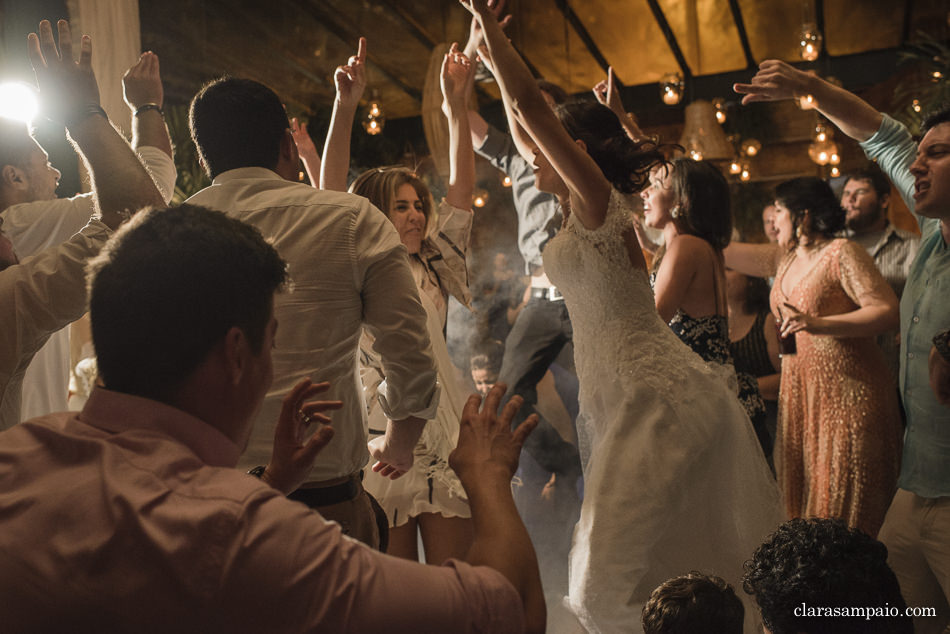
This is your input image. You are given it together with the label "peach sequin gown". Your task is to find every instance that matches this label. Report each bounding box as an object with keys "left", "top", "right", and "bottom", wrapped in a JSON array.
[{"left": 772, "top": 238, "right": 902, "bottom": 536}]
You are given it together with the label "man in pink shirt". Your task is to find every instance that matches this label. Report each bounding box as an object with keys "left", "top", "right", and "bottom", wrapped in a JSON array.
[{"left": 0, "top": 201, "right": 546, "bottom": 633}]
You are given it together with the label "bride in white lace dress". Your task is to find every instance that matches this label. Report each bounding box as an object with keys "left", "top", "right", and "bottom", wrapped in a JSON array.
[{"left": 464, "top": 1, "right": 783, "bottom": 632}]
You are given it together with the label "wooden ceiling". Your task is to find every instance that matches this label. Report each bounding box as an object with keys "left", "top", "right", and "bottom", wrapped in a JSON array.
[{"left": 141, "top": 0, "right": 947, "bottom": 120}]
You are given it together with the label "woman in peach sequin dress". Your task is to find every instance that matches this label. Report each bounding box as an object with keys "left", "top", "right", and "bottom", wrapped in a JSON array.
[{"left": 728, "top": 177, "right": 902, "bottom": 537}]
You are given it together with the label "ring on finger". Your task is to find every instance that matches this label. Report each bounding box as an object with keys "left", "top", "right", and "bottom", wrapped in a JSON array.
[{"left": 299, "top": 410, "right": 312, "bottom": 425}]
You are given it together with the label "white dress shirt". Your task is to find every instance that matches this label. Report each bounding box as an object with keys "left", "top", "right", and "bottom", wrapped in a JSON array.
[
  {"left": 187, "top": 168, "right": 439, "bottom": 481},
  {"left": 0, "top": 146, "right": 177, "bottom": 420}
]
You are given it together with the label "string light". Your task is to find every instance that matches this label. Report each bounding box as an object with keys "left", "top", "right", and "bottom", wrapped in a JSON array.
[
  {"left": 713, "top": 98, "right": 727, "bottom": 124},
  {"left": 799, "top": 23, "right": 822, "bottom": 62},
  {"left": 728, "top": 158, "right": 742, "bottom": 175},
  {"left": 473, "top": 189, "right": 489, "bottom": 208},
  {"left": 502, "top": 175, "right": 512, "bottom": 187},
  {"left": 912, "top": 99, "right": 922, "bottom": 113},
  {"left": 798, "top": 94, "right": 817, "bottom": 110},
  {"left": 741, "top": 139, "right": 762, "bottom": 157},
  {"left": 808, "top": 120, "right": 838, "bottom": 166},
  {"left": 739, "top": 162, "right": 752, "bottom": 182},
  {"left": 830, "top": 166, "right": 841, "bottom": 177},
  {"left": 363, "top": 91, "right": 385, "bottom": 135},
  {"left": 660, "top": 72, "right": 684, "bottom": 106}
]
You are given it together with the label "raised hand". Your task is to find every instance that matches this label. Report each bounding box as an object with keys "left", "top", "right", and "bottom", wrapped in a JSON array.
[
  {"left": 464, "top": 0, "right": 510, "bottom": 57},
  {"left": 593, "top": 66, "right": 624, "bottom": 115},
  {"left": 441, "top": 43, "right": 475, "bottom": 116},
  {"left": 459, "top": 0, "right": 494, "bottom": 19},
  {"left": 449, "top": 383, "right": 538, "bottom": 485},
  {"left": 27, "top": 19, "right": 100, "bottom": 124},
  {"left": 122, "top": 51, "right": 163, "bottom": 111},
  {"left": 733, "top": 59, "right": 816, "bottom": 106},
  {"left": 334, "top": 36, "right": 367, "bottom": 110},
  {"left": 291, "top": 117, "right": 319, "bottom": 164},
  {"left": 263, "top": 378, "right": 342, "bottom": 494}
]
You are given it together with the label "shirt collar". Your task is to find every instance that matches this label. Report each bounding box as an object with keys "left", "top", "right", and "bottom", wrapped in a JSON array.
[
  {"left": 79, "top": 388, "right": 242, "bottom": 468},
  {"left": 211, "top": 167, "right": 285, "bottom": 186}
]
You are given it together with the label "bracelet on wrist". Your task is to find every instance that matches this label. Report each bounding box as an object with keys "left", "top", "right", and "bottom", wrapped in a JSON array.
[
  {"left": 65, "top": 103, "right": 108, "bottom": 130},
  {"left": 134, "top": 103, "right": 164, "bottom": 117}
]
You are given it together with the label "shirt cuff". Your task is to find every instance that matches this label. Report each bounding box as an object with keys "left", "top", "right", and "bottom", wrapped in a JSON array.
[
  {"left": 376, "top": 379, "right": 441, "bottom": 421},
  {"left": 475, "top": 124, "right": 509, "bottom": 161}
]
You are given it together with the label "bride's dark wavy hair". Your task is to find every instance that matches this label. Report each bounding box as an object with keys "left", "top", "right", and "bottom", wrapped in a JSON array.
[{"left": 555, "top": 99, "right": 670, "bottom": 194}]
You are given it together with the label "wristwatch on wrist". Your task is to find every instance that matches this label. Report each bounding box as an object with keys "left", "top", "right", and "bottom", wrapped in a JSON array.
[{"left": 247, "top": 465, "right": 267, "bottom": 478}]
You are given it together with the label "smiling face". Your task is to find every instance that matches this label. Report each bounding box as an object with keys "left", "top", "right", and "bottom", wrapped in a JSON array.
[
  {"left": 390, "top": 182, "right": 427, "bottom": 254},
  {"left": 910, "top": 122, "right": 950, "bottom": 221},
  {"left": 841, "top": 178, "right": 887, "bottom": 233},
  {"left": 640, "top": 165, "right": 677, "bottom": 229}
]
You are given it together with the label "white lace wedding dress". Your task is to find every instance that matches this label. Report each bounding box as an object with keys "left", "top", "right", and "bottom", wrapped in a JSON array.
[{"left": 543, "top": 190, "right": 782, "bottom": 634}]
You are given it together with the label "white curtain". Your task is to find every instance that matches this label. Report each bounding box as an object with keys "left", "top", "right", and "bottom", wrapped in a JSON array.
[{"left": 66, "top": 0, "right": 141, "bottom": 139}]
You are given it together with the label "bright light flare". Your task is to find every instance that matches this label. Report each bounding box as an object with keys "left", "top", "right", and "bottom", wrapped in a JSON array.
[{"left": 0, "top": 82, "right": 38, "bottom": 123}]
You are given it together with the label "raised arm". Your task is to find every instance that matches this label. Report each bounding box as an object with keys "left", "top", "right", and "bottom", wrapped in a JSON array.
[
  {"left": 733, "top": 60, "right": 882, "bottom": 143},
  {"left": 451, "top": 385, "right": 545, "bottom": 634},
  {"left": 320, "top": 37, "right": 366, "bottom": 192},
  {"left": 593, "top": 66, "right": 645, "bottom": 142},
  {"left": 122, "top": 52, "right": 172, "bottom": 158},
  {"left": 441, "top": 44, "right": 476, "bottom": 210},
  {"left": 291, "top": 117, "right": 321, "bottom": 187},
  {"left": 464, "top": 0, "right": 610, "bottom": 228},
  {"left": 30, "top": 20, "right": 163, "bottom": 230}
]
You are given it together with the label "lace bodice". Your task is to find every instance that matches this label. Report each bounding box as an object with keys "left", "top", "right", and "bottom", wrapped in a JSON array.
[{"left": 543, "top": 189, "right": 710, "bottom": 405}]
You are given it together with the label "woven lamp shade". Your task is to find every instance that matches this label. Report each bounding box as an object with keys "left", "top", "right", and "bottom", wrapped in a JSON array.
[{"left": 678, "top": 99, "right": 733, "bottom": 160}]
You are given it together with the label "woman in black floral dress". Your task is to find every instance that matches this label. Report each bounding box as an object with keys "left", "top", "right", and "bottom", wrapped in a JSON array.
[{"left": 639, "top": 158, "right": 769, "bottom": 451}]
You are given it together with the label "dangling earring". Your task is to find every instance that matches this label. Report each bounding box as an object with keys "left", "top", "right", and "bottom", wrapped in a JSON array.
[{"left": 671, "top": 205, "right": 681, "bottom": 219}]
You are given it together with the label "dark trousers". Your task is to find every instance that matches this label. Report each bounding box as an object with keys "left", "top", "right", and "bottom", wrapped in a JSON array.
[{"left": 499, "top": 297, "right": 581, "bottom": 478}]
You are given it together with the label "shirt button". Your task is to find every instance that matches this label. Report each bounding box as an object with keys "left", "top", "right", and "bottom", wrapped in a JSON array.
[{"left": 913, "top": 316, "right": 920, "bottom": 323}]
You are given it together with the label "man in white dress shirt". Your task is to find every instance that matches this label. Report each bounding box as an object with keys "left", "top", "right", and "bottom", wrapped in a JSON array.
[
  {"left": 0, "top": 50, "right": 175, "bottom": 422},
  {"left": 187, "top": 77, "right": 439, "bottom": 548}
]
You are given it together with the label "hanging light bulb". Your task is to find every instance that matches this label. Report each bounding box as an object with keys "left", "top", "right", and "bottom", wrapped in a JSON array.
[
  {"left": 808, "top": 120, "right": 838, "bottom": 166},
  {"left": 712, "top": 98, "right": 727, "bottom": 124},
  {"left": 814, "top": 123, "right": 827, "bottom": 143},
  {"left": 473, "top": 188, "right": 489, "bottom": 208},
  {"left": 830, "top": 166, "right": 841, "bottom": 178},
  {"left": 933, "top": 70, "right": 944, "bottom": 81},
  {"left": 739, "top": 162, "right": 752, "bottom": 182},
  {"left": 660, "top": 72, "right": 684, "bottom": 106},
  {"left": 829, "top": 151, "right": 840, "bottom": 166},
  {"left": 728, "top": 158, "right": 742, "bottom": 175},
  {"left": 799, "top": 23, "right": 822, "bottom": 62},
  {"left": 502, "top": 175, "right": 512, "bottom": 187},
  {"left": 912, "top": 99, "right": 922, "bottom": 113},
  {"left": 741, "top": 139, "right": 762, "bottom": 157},
  {"left": 363, "top": 91, "right": 385, "bottom": 136}
]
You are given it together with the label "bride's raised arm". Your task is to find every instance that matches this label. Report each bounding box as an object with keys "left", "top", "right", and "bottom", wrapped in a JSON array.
[{"left": 462, "top": 0, "right": 610, "bottom": 229}]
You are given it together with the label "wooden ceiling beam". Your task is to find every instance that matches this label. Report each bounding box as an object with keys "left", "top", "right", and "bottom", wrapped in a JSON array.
[
  {"left": 553, "top": 0, "right": 611, "bottom": 76},
  {"left": 372, "top": 0, "right": 497, "bottom": 101},
  {"left": 289, "top": 0, "right": 422, "bottom": 103},
  {"left": 645, "top": 0, "right": 692, "bottom": 79},
  {"left": 728, "top": 0, "right": 757, "bottom": 70}
]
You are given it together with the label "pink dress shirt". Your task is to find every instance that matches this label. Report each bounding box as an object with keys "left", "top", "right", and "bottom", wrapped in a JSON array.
[{"left": 0, "top": 388, "right": 524, "bottom": 633}]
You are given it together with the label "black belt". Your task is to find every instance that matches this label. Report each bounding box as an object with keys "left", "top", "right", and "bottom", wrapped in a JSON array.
[
  {"left": 288, "top": 473, "right": 362, "bottom": 508},
  {"left": 530, "top": 286, "right": 563, "bottom": 301}
]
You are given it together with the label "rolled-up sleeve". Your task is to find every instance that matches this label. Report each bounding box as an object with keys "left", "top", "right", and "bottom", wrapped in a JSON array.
[
  {"left": 352, "top": 199, "right": 440, "bottom": 421},
  {"left": 136, "top": 146, "right": 178, "bottom": 205},
  {"left": 860, "top": 114, "right": 917, "bottom": 213}
]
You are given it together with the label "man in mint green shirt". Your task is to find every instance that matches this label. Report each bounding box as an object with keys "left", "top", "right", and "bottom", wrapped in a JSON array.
[{"left": 736, "top": 61, "right": 950, "bottom": 633}]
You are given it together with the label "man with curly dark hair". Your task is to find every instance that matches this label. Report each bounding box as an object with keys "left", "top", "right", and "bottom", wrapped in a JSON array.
[{"left": 742, "top": 518, "right": 913, "bottom": 634}]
